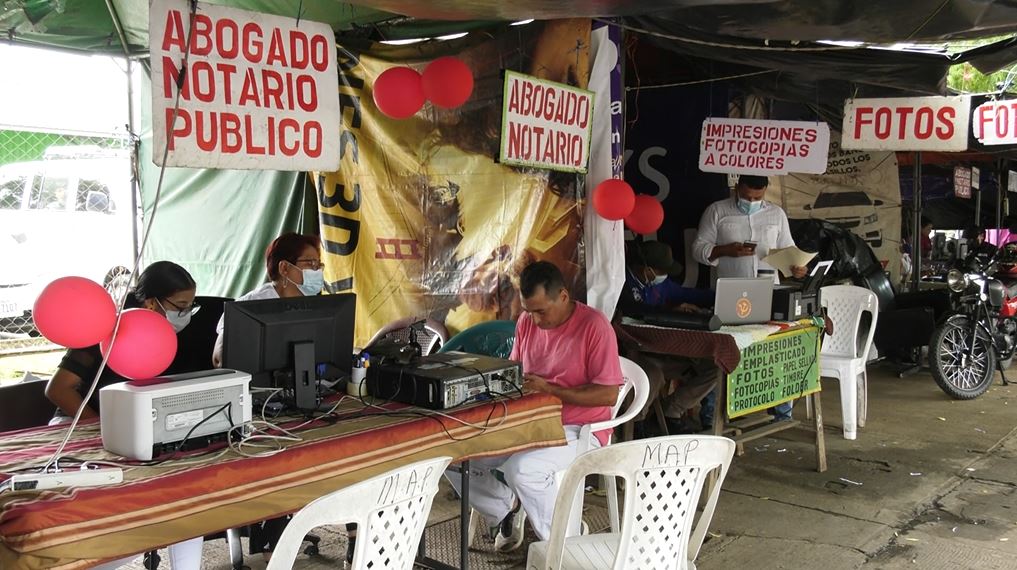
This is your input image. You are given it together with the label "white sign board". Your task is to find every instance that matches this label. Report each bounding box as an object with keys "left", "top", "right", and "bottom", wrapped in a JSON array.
[
  {"left": 1009, "top": 170, "right": 1017, "bottom": 193},
  {"left": 972, "top": 166, "right": 981, "bottom": 190},
  {"left": 973, "top": 100, "right": 1017, "bottom": 145},
  {"left": 699, "top": 118, "right": 830, "bottom": 175},
  {"left": 842, "top": 96, "right": 971, "bottom": 151},
  {"left": 150, "top": 0, "right": 340, "bottom": 170},
  {"left": 500, "top": 71, "right": 594, "bottom": 173}
]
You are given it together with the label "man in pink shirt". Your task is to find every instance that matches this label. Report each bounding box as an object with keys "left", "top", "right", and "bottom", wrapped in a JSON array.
[{"left": 451, "top": 260, "right": 623, "bottom": 551}]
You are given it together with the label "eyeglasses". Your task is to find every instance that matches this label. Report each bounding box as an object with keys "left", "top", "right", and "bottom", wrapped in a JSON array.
[
  {"left": 293, "top": 258, "right": 325, "bottom": 271},
  {"left": 160, "top": 298, "right": 201, "bottom": 318}
]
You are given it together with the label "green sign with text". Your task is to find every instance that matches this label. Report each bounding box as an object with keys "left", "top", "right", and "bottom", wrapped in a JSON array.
[{"left": 726, "top": 328, "right": 821, "bottom": 419}]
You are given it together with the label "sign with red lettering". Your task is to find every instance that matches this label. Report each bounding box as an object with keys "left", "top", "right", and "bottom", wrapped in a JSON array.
[
  {"left": 842, "top": 96, "right": 970, "bottom": 151},
  {"left": 698, "top": 118, "right": 830, "bottom": 175},
  {"left": 500, "top": 71, "right": 594, "bottom": 173},
  {"left": 150, "top": 0, "right": 340, "bottom": 170},
  {"left": 973, "top": 100, "right": 1017, "bottom": 145}
]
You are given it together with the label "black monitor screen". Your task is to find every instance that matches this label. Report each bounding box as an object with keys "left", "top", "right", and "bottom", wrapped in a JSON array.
[{"left": 223, "top": 294, "right": 356, "bottom": 408}]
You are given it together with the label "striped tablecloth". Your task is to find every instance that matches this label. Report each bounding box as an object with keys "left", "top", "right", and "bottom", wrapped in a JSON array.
[{"left": 0, "top": 394, "right": 565, "bottom": 570}]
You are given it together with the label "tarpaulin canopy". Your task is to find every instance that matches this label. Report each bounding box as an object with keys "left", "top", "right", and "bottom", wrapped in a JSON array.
[{"left": 7, "top": 0, "right": 1017, "bottom": 57}]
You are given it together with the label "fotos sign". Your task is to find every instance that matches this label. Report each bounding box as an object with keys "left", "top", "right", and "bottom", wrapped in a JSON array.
[
  {"left": 973, "top": 100, "right": 1017, "bottom": 145},
  {"left": 842, "top": 96, "right": 971, "bottom": 151},
  {"left": 699, "top": 118, "right": 830, "bottom": 175},
  {"left": 150, "top": 0, "right": 340, "bottom": 170},
  {"left": 500, "top": 71, "right": 594, "bottom": 173}
]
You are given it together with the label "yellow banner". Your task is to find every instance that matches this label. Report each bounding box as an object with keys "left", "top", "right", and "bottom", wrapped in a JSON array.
[{"left": 317, "top": 20, "right": 591, "bottom": 346}]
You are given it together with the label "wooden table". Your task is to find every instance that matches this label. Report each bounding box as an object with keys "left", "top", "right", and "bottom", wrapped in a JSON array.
[
  {"left": 0, "top": 394, "right": 565, "bottom": 570},
  {"left": 617, "top": 320, "right": 827, "bottom": 472}
]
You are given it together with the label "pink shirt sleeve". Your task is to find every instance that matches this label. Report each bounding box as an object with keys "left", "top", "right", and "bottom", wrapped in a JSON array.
[{"left": 584, "top": 314, "right": 623, "bottom": 387}]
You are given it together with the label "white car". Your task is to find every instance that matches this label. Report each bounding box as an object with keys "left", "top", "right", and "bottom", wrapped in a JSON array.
[
  {"left": 803, "top": 186, "right": 884, "bottom": 248},
  {"left": 0, "top": 152, "right": 136, "bottom": 334}
]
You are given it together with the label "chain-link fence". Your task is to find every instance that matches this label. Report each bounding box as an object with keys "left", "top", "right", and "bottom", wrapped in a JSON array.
[{"left": 0, "top": 127, "right": 133, "bottom": 367}]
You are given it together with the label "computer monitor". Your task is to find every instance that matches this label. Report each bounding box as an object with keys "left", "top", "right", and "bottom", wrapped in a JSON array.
[{"left": 223, "top": 294, "right": 356, "bottom": 410}]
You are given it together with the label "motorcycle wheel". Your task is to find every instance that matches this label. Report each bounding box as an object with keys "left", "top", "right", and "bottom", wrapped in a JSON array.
[{"left": 929, "top": 317, "right": 997, "bottom": 400}]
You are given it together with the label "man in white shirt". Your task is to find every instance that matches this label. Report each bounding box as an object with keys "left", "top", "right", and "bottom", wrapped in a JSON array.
[
  {"left": 693, "top": 175, "right": 807, "bottom": 282},
  {"left": 693, "top": 174, "right": 807, "bottom": 422}
]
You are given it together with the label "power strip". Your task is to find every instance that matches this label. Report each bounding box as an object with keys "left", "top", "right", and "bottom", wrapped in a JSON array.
[{"left": 9, "top": 468, "right": 123, "bottom": 491}]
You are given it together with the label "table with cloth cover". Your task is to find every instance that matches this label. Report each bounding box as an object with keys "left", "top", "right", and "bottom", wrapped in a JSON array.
[
  {"left": 0, "top": 393, "right": 565, "bottom": 570},
  {"left": 617, "top": 319, "right": 827, "bottom": 472}
]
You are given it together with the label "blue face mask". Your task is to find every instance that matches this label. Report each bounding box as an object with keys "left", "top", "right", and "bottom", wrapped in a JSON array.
[
  {"left": 737, "top": 198, "right": 763, "bottom": 215},
  {"left": 288, "top": 266, "right": 324, "bottom": 296}
]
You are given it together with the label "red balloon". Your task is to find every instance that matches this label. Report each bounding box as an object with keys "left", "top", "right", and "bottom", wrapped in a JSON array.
[
  {"left": 592, "top": 179, "right": 636, "bottom": 220},
  {"left": 422, "top": 56, "right": 474, "bottom": 109},
  {"left": 33, "top": 277, "right": 116, "bottom": 348},
  {"left": 100, "top": 309, "right": 177, "bottom": 380},
  {"left": 373, "top": 66, "right": 425, "bottom": 119},
  {"left": 625, "top": 195, "right": 665, "bottom": 234}
]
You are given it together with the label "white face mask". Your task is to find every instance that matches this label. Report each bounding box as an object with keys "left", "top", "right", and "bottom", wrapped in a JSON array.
[
  {"left": 157, "top": 299, "right": 191, "bottom": 333},
  {"left": 287, "top": 264, "right": 324, "bottom": 296},
  {"left": 737, "top": 197, "right": 763, "bottom": 215},
  {"left": 650, "top": 274, "right": 668, "bottom": 286}
]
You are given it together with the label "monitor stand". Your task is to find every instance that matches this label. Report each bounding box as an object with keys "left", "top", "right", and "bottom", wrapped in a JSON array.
[{"left": 291, "top": 340, "right": 318, "bottom": 411}]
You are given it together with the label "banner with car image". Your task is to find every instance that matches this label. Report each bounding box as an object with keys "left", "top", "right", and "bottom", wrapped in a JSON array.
[
  {"left": 773, "top": 134, "right": 902, "bottom": 283},
  {"left": 316, "top": 20, "right": 592, "bottom": 346}
]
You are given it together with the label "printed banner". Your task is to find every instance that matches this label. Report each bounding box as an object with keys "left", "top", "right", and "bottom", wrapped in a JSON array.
[
  {"left": 500, "top": 71, "right": 594, "bottom": 173},
  {"left": 150, "top": 0, "right": 340, "bottom": 170},
  {"left": 726, "top": 328, "right": 821, "bottom": 419},
  {"left": 842, "top": 96, "right": 971, "bottom": 151},
  {"left": 973, "top": 100, "right": 1017, "bottom": 145},
  {"left": 775, "top": 133, "right": 903, "bottom": 284},
  {"left": 319, "top": 20, "right": 592, "bottom": 346},
  {"left": 699, "top": 118, "right": 830, "bottom": 175}
]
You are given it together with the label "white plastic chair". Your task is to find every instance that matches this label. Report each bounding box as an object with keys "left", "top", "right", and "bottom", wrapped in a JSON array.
[
  {"left": 526, "top": 435, "right": 736, "bottom": 570},
  {"left": 466, "top": 356, "right": 650, "bottom": 543},
  {"left": 819, "top": 285, "right": 879, "bottom": 440},
  {"left": 266, "top": 456, "right": 452, "bottom": 570}
]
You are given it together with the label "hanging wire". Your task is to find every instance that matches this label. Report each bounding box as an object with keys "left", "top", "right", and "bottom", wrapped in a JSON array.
[
  {"left": 625, "top": 68, "right": 777, "bottom": 91},
  {"left": 594, "top": 18, "right": 859, "bottom": 52}
]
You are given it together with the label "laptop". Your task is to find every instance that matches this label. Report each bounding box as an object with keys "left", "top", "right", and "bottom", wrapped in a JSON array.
[{"left": 714, "top": 277, "right": 774, "bottom": 325}]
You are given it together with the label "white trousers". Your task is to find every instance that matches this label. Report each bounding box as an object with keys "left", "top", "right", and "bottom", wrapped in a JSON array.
[
  {"left": 448, "top": 425, "right": 598, "bottom": 541},
  {"left": 91, "top": 537, "right": 203, "bottom": 570}
]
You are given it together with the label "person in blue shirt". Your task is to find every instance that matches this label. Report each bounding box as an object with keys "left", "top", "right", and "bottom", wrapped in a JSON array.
[{"left": 617, "top": 241, "right": 718, "bottom": 433}]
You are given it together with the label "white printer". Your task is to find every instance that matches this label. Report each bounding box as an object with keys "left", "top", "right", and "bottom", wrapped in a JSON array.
[{"left": 100, "top": 369, "right": 252, "bottom": 461}]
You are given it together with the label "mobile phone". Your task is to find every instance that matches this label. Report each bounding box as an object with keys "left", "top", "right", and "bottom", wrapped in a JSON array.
[{"left": 743, "top": 241, "right": 757, "bottom": 251}]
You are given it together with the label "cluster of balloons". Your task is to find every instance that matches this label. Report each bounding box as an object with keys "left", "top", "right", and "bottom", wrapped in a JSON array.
[
  {"left": 373, "top": 56, "right": 474, "bottom": 119},
  {"left": 33, "top": 277, "right": 176, "bottom": 380},
  {"left": 591, "top": 178, "right": 664, "bottom": 234}
]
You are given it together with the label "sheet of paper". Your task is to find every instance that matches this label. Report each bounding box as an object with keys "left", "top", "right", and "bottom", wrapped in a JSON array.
[{"left": 762, "top": 246, "right": 818, "bottom": 277}]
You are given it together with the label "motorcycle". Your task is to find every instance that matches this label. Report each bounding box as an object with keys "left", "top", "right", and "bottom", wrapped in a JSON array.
[{"left": 929, "top": 243, "right": 1017, "bottom": 399}]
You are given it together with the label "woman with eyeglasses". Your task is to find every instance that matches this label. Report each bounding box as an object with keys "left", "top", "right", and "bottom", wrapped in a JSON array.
[
  {"left": 45, "top": 260, "right": 201, "bottom": 422},
  {"left": 211, "top": 232, "right": 323, "bottom": 368},
  {"left": 208, "top": 232, "right": 324, "bottom": 562},
  {"left": 44, "top": 260, "right": 205, "bottom": 570}
]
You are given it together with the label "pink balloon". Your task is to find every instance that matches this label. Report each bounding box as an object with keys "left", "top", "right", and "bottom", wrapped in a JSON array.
[
  {"left": 100, "top": 309, "right": 177, "bottom": 380},
  {"left": 422, "top": 56, "right": 474, "bottom": 109},
  {"left": 373, "top": 66, "right": 425, "bottom": 119},
  {"left": 33, "top": 276, "right": 116, "bottom": 348},
  {"left": 625, "top": 195, "right": 665, "bottom": 234},
  {"left": 592, "top": 179, "right": 636, "bottom": 220}
]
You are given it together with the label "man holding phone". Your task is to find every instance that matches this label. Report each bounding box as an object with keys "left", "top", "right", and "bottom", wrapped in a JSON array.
[
  {"left": 692, "top": 174, "right": 807, "bottom": 423},
  {"left": 692, "top": 174, "right": 808, "bottom": 282}
]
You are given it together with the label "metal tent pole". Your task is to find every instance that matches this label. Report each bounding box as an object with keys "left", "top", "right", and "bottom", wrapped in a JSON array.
[{"left": 912, "top": 152, "right": 922, "bottom": 292}]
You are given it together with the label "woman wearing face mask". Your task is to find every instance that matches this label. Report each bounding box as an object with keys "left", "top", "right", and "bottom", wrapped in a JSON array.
[
  {"left": 44, "top": 261, "right": 204, "bottom": 570},
  {"left": 211, "top": 232, "right": 323, "bottom": 368},
  {"left": 692, "top": 174, "right": 808, "bottom": 283},
  {"left": 209, "top": 232, "right": 325, "bottom": 563},
  {"left": 45, "top": 260, "right": 200, "bottom": 422}
]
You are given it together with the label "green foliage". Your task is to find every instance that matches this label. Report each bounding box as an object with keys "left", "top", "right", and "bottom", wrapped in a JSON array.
[{"left": 948, "top": 62, "right": 1017, "bottom": 95}]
